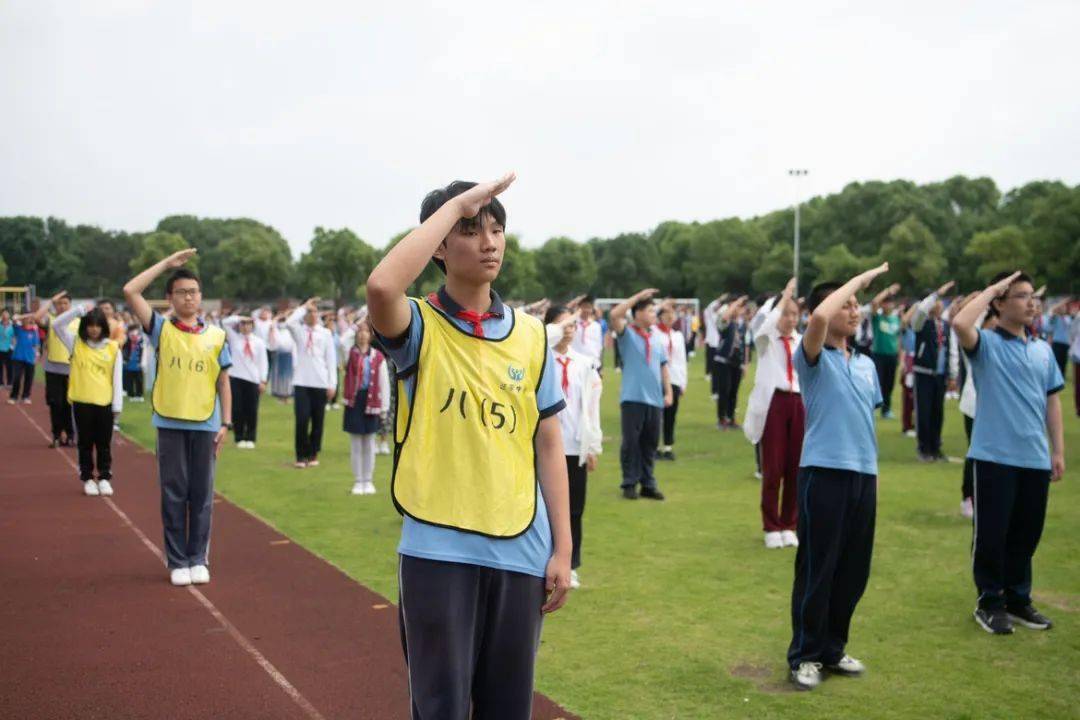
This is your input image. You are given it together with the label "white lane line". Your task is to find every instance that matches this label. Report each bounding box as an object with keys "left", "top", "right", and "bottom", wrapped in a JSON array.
[{"left": 16, "top": 405, "right": 327, "bottom": 720}]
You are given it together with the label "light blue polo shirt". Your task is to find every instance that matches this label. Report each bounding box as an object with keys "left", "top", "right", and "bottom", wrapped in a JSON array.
[
  {"left": 794, "top": 342, "right": 883, "bottom": 476},
  {"left": 616, "top": 326, "right": 668, "bottom": 408},
  {"left": 376, "top": 290, "right": 566, "bottom": 579},
  {"left": 1048, "top": 314, "right": 1070, "bottom": 346},
  {"left": 967, "top": 328, "right": 1064, "bottom": 471},
  {"left": 146, "top": 312, "right": 233, "bottom": 433}
]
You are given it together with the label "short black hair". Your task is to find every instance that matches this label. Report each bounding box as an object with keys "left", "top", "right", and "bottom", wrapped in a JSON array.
[
  {"left": 419, "top": 181, "right": 508, "bottom": 274},
  {"left": 78, "top": 307, "right": 109, "bottom": 342},
  {"left": 987, "top": 270, "right": 1034, "bottom": 317},
  {"left": 806, "top": 281, "right": 844, "bottom": 314},
  {"left": 631, "top": 298, "right": 653, "bottom": 316},
  {"left": 97, "top": 298, "right": 114, "bottom": 309},
  {"left": 578, "top": 294, "right": 595, "bottom": 307},
  {"left": 165, "top": 268, "right": 201, "bottom": 295},
  {"left": 543, "top": 305, "right": 569, "bottom": 325}
]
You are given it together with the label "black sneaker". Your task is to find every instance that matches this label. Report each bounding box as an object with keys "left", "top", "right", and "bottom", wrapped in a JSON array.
[
  {"left": 1007, "top": 604, "right": 1053, "bottom": 630},
  {"left": 656, "top": 450, "right": 674, "bottom": 461},
  {"left": 974, "top": 607, "right": 1014, "bottom": 635},
  {"left": 622, "top": 487, "right": 639, "bottom": 500},
  {"left": 639, "top": 487, "right": 666, "bottom": 501}
]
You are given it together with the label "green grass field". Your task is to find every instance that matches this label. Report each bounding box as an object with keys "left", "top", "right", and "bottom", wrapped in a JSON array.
[{"left": 119, "top": 353, "right": 1080, "bottom": 720}]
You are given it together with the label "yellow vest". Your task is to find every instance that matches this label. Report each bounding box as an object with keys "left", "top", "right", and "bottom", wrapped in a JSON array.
[
  {"left": 392, "top": 298, "right": 546, "bottom": 538},
  {"left": 68, "top": 338, "right": 119, "bottom": 406},
  {"left": 152, "top": 321, "right": 226, "bottom": 422},
  {"left": 46, "top": 315, "right": 80, "bottom": 364}
]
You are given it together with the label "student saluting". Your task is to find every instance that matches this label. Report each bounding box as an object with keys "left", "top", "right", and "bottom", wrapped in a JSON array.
[
  {"left": 124, "top": 249, "right": 233, "bottom": 588},
  {"left": 367, "top": 173, "right": 572, "bottom": 720},
  {"left": 787, "top": 263, "right": 889, "bottom": 691},
  {"left": 951, "top": 271, "right": 1066, "bottom": 635}
]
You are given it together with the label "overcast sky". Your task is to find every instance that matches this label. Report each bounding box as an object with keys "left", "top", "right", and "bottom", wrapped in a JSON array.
[{"left": 3, "top": 1, "right": 1078, "bottom": 256}]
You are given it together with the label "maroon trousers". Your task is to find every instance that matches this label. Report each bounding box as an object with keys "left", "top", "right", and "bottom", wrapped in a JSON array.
[
  {"left": 1074, "top": 365, "right": 1079, "bottom": 417},
  {"left": 901, "top": 383, "right": 914, "bottom": 432},
  {"left": 760, "top": 390, "right": 805, "bottom": 532}
]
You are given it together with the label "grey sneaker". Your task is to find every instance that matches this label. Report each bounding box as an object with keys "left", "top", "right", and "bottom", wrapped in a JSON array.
[
  {"left": 974, "top": 607, "right": 1014, "bottom": 635},
  {"left": 825, "top": 654, "right": 865, "bottom": 675},
  {"left": 791, "top": 662, "right": 822, "bottom": 690},
  {"left": 1007, "top": 605, "right": 1052, "bottom": 630}
]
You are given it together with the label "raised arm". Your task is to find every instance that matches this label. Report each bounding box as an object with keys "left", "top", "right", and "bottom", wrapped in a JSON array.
[
  {"left": 721, "top": 296, "right": 749, "bottom": 324},
  {"left": 608, "top": 288, "right": 658, "bottom": 335},
  {"left": 803, "top": 263, "right": 890, "bottom": 362},
  {"left": 911, "top": 280, "right": 954, "bottom": 332},
  {"left": 52, "top": 304, "right": 87, "bottom": 353},
  {"left": 366, "top": 172, "right": 516, "bottom": 339},
  {"left": 952, "top": 272, "right": 1021, "bottom": 351},
  {"left": 871, "top": 283, "right": 901, "bottom": 312},
  {"left": 26, "top": 290, "right": 68, "bottom": 327},
  {"left": 123, "top": 249, "right": 197, "bottom": 330}
]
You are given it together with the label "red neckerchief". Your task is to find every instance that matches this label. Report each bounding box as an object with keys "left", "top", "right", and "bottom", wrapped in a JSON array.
[
  {"left": 935, "top": 318, "right": 944, "bottom": 348},
  {"left": 656, "top": 322, "right": 674, "bottom": 355},
  {"left": 555, "top": 355, "right": 572, "bottom": 394},
  {"left": 172, "top": 318, "right": 204, "bottom": 335},
  {"left": 305, "top": 326, "right": 315, "bottom": 353},
  {"left": 428, "top": 292, "right": 497, "bottom": 338},
  {"left": 780, "top": 335, "right": 794, "bottom": 386},
  {"left": 243, "top": 335, "right": 254, "bottom": 360},
  {"left": 631, "top": 325, "right": 652, "bottom": 363}
]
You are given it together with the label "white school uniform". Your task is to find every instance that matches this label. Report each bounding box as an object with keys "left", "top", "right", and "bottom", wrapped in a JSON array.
[
  {"left": 550, "top": 346, "right": 603, "bottom": 463},
  {"left": 652, "top": 325, "right": 687, "bottom": 390},
  {"left": 222, "top": 316, "right": 270, "bottom": 385},
  {"left": 571, "top": 318, "right": 604, "bottom": 368},
  {"left": 285, "top": 307, "right": 337, "bottom": 389},
  {"left": 744, "top": 297, "right": 801, "bottom": 445}
]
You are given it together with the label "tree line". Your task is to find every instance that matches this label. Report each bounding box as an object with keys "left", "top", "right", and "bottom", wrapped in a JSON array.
[{"left": 1, "top": 175, "right": 1076, "bottom": 304}]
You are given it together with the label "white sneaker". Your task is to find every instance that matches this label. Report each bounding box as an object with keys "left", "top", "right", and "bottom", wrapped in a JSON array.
[
  {"left": 826, "top": 654, "right": 865, "bottom": 675},
  {"left": 190, "top": 565, "right": 210, "bottom": 585},
  {"left": 246, "top": 442, "right": 256, "bottom": 450},
  {"left": 170, "top": 567, "right": 192, "bottom": 586},
  {"left": 781, "top": 530, "right": 799, "bottom": 547},
  {"left": 764, "top": 531, "right": 783, "bottom": 549},
  {"left": 960, "top": 497, "right": 974, "bottom": 519},
  {"left": 378, "top": 441, "right": 391, "bottom": 455},
  {"left": 904, "top": 430, "right": 916, "bottom": 438},
  {"left": 791, "top": 662, "right": 822, "bottom": 690},
  {"left": 364, "top": 481, "right": 377, "bottom": 495},
  {"left": 754, "top": 471, "right": 763, "bottom": 480},
  {"left": 83, "top": 480, "right": 100, "bottom": 496},
  {"left": 97, "top": 479, "right": 114, "bottom": 496},
  {"left": 570, "top": 569, "right": 581, "bottom": 589},
  {"left": 351, "top": 481, "right": 366, "bottom": 495}
]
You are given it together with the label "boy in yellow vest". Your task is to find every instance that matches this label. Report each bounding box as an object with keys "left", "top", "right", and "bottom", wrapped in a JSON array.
[
  {"left": 367, "top": 173, "right": 572, "bottom": 720},
  {"left": 124, "top": 249, "right": 233, "bottom": 588},
  {"left": 26, "top": 290, "right": 79, "bottom": 447},
  {"left": 51, "top": 302, "right": 124, "bottom": 496}
]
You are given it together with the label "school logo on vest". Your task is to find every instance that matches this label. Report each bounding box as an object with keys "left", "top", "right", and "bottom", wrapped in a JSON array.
[{"left": 508, "top": 364, "right": 526, "bottom": 382}]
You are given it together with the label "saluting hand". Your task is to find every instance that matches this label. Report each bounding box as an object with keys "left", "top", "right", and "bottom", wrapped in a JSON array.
[
  {"left": 856, "top": 262, "right": 890, "bottom": 289},
  {"left": 165, "top": 249, "right": 198, "bottom": 268},
  {"left": 456, "top": 172, "right": 516, "bottom": 219}
]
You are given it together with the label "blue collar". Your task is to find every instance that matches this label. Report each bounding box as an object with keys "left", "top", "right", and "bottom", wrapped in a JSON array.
[{"left": 435, "top": 286, "right": 505, "bottom": 319}]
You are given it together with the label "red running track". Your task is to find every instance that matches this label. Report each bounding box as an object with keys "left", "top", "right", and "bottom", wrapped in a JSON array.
[{"left": 0, "top": 390, "right": 577, "bottom": 720}]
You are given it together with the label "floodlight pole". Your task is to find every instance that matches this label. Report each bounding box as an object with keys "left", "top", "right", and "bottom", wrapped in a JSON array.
[{"left": 788, "top": 169, "right": 809, "bottom": 293}]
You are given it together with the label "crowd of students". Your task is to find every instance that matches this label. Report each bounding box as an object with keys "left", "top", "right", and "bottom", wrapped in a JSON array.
[{"left": 3, "top": 174, "right": 1076, "bottom": 712}]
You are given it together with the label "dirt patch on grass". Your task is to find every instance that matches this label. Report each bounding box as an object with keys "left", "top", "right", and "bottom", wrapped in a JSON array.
[
  {"left": 730, "top": 662, "right": 795, "bottom": 694},
  {"left": 1036, "top": 591, "right": 1077, "bottom": 612}
]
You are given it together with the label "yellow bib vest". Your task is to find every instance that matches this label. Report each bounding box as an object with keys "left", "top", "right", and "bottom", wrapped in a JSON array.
[
  {"left": 46, "top": 315, "right": 80, "bottom": 364},
  {"left": 152, "top": 321, "right": 226, "bottom": 422},
  {"left": 392, "top": 298, "right": 547, "bottom": 538},
  {"left": 68, "top": 338, "right": 119, "bottom": 406}
]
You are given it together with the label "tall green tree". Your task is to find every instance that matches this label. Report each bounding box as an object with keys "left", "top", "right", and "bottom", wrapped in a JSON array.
[
  {"left": 592, "top": 233, "right": 660, "bottom": 297},
  {"left": 295, "top": 227, "right": 376, "bottom": 303},
  {"left": 752, "top": 243, "right": 794, "bottom": 293},
  {"left": 496, "top": 235, "right": 543, "bottom": 300},
  {"left": 129, "top": 232, "right": 194, "bottom": 296},
  {"left": 964, "top": 226, "right": 1033, "bottom": 284},
  {"left": 207, "top": 226, "right": 293, "bottom": 300},
  {"left": 879, "top": 215, "right": 947, "bottom": 291},
  {"left": 812, "top": 243, "right": 867, "bottom": 281},
  {"left": 0, "top": 253, "right": 7, "bottom": 285},
  {"left": 685, "top": 219, "right": 768, "bottom": 298},
  {"left": 1027, "top": 186, "right": 1080, "bottom": 292},
  {"left": 534, "top": 236, "right": 597, "bottom": 300}
]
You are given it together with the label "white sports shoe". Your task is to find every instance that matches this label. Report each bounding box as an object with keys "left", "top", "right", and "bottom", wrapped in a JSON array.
[
  {"left": 83, "top": 480, "right": 100, "bottom": 496},
  {"left": 351, "top": 482, "right": 366, "bottom": 495},
  {"left": 826, "top": 654, "right": 865, "bottom": 675},
  {"left": 754, "top": 471, "right": 763, "bottom": 480},
  {"left": 170, "top": 568, "right": 192, "bottom": 586},
  {"left": 781, "top": 530, "right": 799, "bottom": 548},
  {"left": 190, "top": 565, "right": 210, "bottom": 585},
  {"left": 960, "top": 497, "right": 974, "bottom": 519},
  {"left": 570, "top": 569, "right": 581, "bottom": 589},
  {"left": 791, "top": 662, "right": 822, "bottom": 690},
  {"left": 97, "top": 479, "right": 114, "bottom": 496},
  {"left": 904, "top": 430, "right": 916, "bottom": 438},
  {"left": 364, "top": 482, "right": 377, "bottom": 495},
  {"left": 764, "top": 531, "right": 783, "bottom": 549}
]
